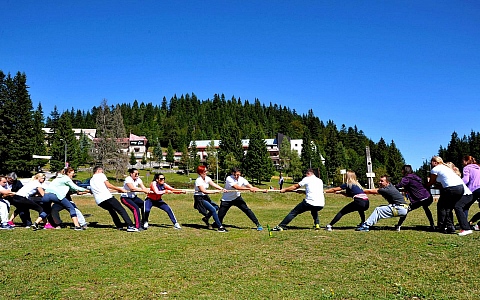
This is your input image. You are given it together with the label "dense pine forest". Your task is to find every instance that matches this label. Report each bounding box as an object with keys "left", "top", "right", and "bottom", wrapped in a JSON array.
[{"left": 2, "top": 70, "right": 479, "bottom": 185}]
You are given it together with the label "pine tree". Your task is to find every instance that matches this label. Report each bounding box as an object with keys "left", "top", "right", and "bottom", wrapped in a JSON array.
[
  {"left": 1, "top": 72, "right": 37, "bottom": 174},
  {"left": 50, "top": 112, "right": 78, "bottom": 171},
  {"left": 78, "top": 131, "right": 92, "bottom": 166},
  {"left": 153, "top": 139, "right": 163, "bottom": 166},
  {"left": 166, "top": 140, "right": 175, "bottom": 168},
  {"left": 179, "top": 144, "right": 189, "bottom": 172},
  {"left": 32, "top": 103, "right": 48, "bottom": 170},
  {"left": 206, "top": 140, "right": 218, "bottom": 180},
  {"left": 218, "top": 122, "right": 244, "bottom": 178},
  {"left": 130, "top": 151, "right": 137, "bottom": 166},
  {"left": 244, "top": 130, "right": 273, "bottom": 184},
  {"left": 385, "top": 140, "right": 405, "bottom": 183}
]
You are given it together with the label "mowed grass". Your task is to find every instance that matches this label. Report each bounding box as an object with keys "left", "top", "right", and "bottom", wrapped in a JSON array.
[{"left": 2, "top": 190, "right": 480, "bottom": 299}]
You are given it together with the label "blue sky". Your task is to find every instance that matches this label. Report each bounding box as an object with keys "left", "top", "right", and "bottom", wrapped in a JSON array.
[{"left": 2, "top": 1, "right": 479, "bottom": 169}]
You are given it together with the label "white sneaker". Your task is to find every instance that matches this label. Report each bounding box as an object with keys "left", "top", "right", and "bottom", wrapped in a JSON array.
[
  {"left": 127, "top": 226, "right": 139, "bottom": 232},
  {"left": 458, "top": 229, "right": 473, "bottom": 236},
  {"left": 325, "top": 225, "right": 332, "bottom": 232},
  {"left": 395, "top": 225, "right": 401, "bottom": 232},
  {"left": 143, "top": 222, "right": 149, "bottom": 229},
  {"left": 473, "top": 224, "right": 479, "bottom": 231},
  {"left": 173, "top": 222, "right": 182, "bottom": 230}
]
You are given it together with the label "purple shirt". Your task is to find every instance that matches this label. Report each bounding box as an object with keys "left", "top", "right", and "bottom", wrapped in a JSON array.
[
  {"left": 462, "top": 164, "right": 480, "bottom": 192},
  {"left": 395, "top": 173, "right": 431, "bottom": 203}
]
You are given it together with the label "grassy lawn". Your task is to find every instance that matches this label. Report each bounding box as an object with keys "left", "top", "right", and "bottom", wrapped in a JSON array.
[{"left": 2, "top": 180, "right": 480, "bottom": 299}]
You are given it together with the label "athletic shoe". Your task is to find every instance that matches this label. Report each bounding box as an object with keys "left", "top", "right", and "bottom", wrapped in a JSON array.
[
  {"left": 7, "top": 221, "right": 15, "bottom": 227},
  {"left": 73, "top": 226, "right": 84, "bottom": 231},
  {"left": 174, "top": 223, "right": 182, "bottom": 230},
  {"left": 218, "top": 226, "right": 228, "bottom": 232},
  {"left": 444, "top": 227, "right": 456, "bottom": 234},
  {"left": 356, "top": 223, "right": 369, "bottom": 232},
  {"left": 202, "top": 217, "right": 211, "bottom": 228},
  {"left": 395, "top": 225, "right": 401, "bottom": 232},
  {"left": 81, "top": 224, "right": 88, "bottom": 230},
  {"left": 473, "top": 224, "right": 479, "bottom": 231},
  {"left": 314, "top": 224, "right": 320, "bottom": 230},
  {"left": 271, "top": 226, "right": 284, "bottom": 231},
  {"left": 143, "top": 222, "right": 149, "bottom": 229},
  {"left": 127, "top": 226, "right": 139, "bottom": 232},
  {"left": 31, "top": 222, "right": 39, "bottom": 231},
  {"left": 325, "top": 225, "right": 332, "bottom": 232},
  {"left": 458, "top": 229, "right": 473, "bottom": 236},
  {"left": 257, "top": 225, "right": 263, "bottom": 231},
  {"left": 44, "top": 223, "right": 55, "bottom": 229},
  {"left": 0, "top": 224, "right": 14, "bottom": 230}
]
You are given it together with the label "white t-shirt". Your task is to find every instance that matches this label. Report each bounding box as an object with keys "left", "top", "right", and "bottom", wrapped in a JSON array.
[
  {"left": 16, "top": 180, "right": 42, "bottom": 198},
  {"left": 222, "top": 175, "right": 249, "bottom": 201},
  {"left": 121, "top": 176, "right": 143, "bottom": 198},
  {"left": 194, "top": 176, "right": 213, "bottom": 196},
  {"left": 431, "top": 164, "right": 472, "bottom": 195},
  {"left": 298, "top": 175, "right": 325, "bottom": 207},
  {"left": 90, "top": 173, "right": 113, "bottom": 204}
]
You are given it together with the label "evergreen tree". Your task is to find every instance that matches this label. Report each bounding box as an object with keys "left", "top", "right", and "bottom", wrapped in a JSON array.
[
  {"left": 153, "top": 139, "right": 163, "bottom": 166},
  {"left": 218, "top": 122, "right": 244, "bottom": 179},
  {"left": 300, "top": 131, "right": 314, "bottom": 170},
  {"left": 385, "top": 140, "right": 405, "bottom": 183},
  {"left": 32, "top": 103, "right": 48, "bottom": 169},
  {"left": 244, "top": 130, "right": 274, "bottom": 184},
  {"left": 189, "top": 140, "right": 200, "bottom": 173},
  {"left": 130, "top": 151, "right": 137, "bottom": 166},
  {"left": 279, "top": 138, "right": 292, "bottom": 171},
  {"left": 206, "top": 140, "right": 219, "bottom": 180},
  {"left": 1, "top": 72, "right": 37, "bottom": 174},
  {"left": 166, "top": 140, "right": 175, "bottom": 168},
  {"left": 179, "top": 143, "right": 189, "bottom": 173},
  {"left": 78, "top": 131, "right": 92, "bottom": 166}
]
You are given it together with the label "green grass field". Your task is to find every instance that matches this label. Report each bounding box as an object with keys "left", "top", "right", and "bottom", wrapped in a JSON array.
[{"left": 2, "top": 181, "right": 480, "bottom": 299}]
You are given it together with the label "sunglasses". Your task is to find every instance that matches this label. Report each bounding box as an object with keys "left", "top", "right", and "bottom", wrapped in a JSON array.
[{"left": 158, "top": 177, "right": 165, "bottom": 180}]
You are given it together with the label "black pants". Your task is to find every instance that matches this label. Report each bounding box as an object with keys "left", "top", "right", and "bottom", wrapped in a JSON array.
[
  {"left": 279, "top": 199, "right": 323, "bottom": 228},
  {"left": 438, "top": 185, "right": 469, "bottom": 230},
  {"left": 397, "top": 196, "right": 435, "bottom": 227},
  {"left": 329, "top": 197, "right": 369, "bottom": 226},
  {"left": 217, "top": 196, "right": 260, "bottom": 226},
  {"left": 98, "top": 197, "right": 134, "bottom": 228},
  {"left": 11, "top": 195, "right": 47, "bottom": 221},
  {"left": 468, "top": 189, "right": 480, "bottom": 224}
]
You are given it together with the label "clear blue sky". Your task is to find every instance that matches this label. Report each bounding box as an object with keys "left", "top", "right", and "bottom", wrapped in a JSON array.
[{"left": 2, "top": 1, "right": 479, "bottom": 169}]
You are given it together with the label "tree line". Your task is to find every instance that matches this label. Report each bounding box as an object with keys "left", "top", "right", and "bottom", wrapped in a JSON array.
[{"left": 4, "top": 70, "right": 476, "bottom": 186}]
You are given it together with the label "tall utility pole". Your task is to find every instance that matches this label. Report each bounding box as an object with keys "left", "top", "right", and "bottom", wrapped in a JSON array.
[{"left": 365, "top": 146, "right": 375, "bottom": 189}]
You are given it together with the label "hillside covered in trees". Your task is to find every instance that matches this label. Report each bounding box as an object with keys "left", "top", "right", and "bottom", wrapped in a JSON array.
[{"left": 4, "top": 70, "right": 477, "bottom": 185}]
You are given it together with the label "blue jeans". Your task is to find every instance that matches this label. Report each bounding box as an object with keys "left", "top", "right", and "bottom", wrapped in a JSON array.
[
  {"left": 279, "top": 199, "right": 323, "bottom": 228},
  {"left": 202, "top": 200, "right": 222, "bottom": 227},
  {"left": 365, "top": 204, "right": 408, "bottom": 226},
  {"left": 42, "top": 193, "right": 77, "bottom": 218}
]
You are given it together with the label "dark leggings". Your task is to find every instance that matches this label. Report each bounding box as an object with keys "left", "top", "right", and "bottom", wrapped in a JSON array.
[
  {"left": 11, "top": 195, "right": 47, "bottom": 220},
  {"left": 468, "top": 189, "right": 480, "bottom": 224},
  {"left": 217, "top": 196, "right": 260, "bottom": 226},
  {"left": 329, "top": 197, "right": 369, "bottom": 226},
  {"left": 99, "top": 197, "right": 134, "bottom": 228},
  {"left": 397, "top": 196, "right": 435, "bottom": 227}
]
